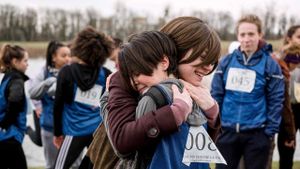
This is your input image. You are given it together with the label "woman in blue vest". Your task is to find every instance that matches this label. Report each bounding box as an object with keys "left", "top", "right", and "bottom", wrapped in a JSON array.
[
  {"left": 0, "top": 44, "right": 29, "bottom": 169},
  {"left": 28, "top": 40, "right": 71, "bottom": 169},
  {"left": 52, "top": 26, "right": 113, "bottom": 169}
]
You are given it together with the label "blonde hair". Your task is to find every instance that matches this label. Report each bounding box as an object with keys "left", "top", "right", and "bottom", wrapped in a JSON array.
[
  {"left": 284, "top": 44, "right": 300, "bottom": 56},
  {"left": 236, "top": 14, "right": 262, "bottom": 34}
]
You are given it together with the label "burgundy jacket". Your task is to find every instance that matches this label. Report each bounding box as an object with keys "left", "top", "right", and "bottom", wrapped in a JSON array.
[{"left": 107, "top": 72, "right": 221, "bottom": 155}]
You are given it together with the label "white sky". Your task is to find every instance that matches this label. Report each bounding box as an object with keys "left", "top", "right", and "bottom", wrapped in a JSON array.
[{"left": 0, "top": 0, "right": 299, "bottom": 19}]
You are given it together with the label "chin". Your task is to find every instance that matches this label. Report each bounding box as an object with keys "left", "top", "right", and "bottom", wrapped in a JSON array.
[{"left": 191, "top": 81, "right": 202, "bottom": 87}]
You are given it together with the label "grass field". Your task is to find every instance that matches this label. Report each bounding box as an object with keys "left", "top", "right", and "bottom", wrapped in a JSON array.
[
  {"left": 210, "top": 161, "right": 300, "bottom": 169},
  {"left": 28, "top": 161, "right": 300, "bottom": 169},
  {"left": 0, "top": 40, "right": 283, "bottom": 58}
]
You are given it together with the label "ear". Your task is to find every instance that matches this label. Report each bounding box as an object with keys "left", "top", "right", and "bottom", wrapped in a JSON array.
[
  {"left": 11, "top": 58, "right": 18, "bottom": 67},
  {"left": 258, "top": 32, "right": 263, "bottom": 39},
  {"left": 161, "top": 55, "right": 170, "bottom": 71},
  {"left": 52, "top": 54, "right": 57, "bottom": 64}
]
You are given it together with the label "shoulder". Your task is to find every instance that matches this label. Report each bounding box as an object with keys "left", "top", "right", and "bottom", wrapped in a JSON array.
[
  {"left": 58, "top": 64, "right": 72, "bottom": 77},
  {"left": 265, "top": 53, "right": 282, "bottom": 74},
  {"left": 219, "top": 53, "right": 234, "bottom": 67}
]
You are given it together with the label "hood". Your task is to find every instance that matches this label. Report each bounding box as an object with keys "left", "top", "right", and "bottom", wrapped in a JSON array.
[
  {"left": 4, "top": 68, "right": 29, "bottom": 82},
  {"left": 257, "top": 40, "right": 273, "bottom": 53},
  {"left": 70, "top": 63, "right": 100, "bottom": 91},
  {"left": 234, "top": 40, "right": 273, "bottom": 66}
]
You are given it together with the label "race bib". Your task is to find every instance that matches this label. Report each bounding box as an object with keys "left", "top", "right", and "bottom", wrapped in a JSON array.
[
  {"left": 225, "top": 68, "right": 256, "bottom": 93},
  {"left": 182, "top": 126, "right": 227, "bottom": 166},
  {"left": 74, "top": 84, "right": 103, "bottom": 107},
  {"left": 294, "top": 81, "right": 300, "bottom": 103},
  {"left": 0, "top": 73, "right": 4, "bottom": 83}
]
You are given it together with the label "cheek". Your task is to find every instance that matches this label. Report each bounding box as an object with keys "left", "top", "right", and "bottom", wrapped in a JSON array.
[
  {"left": 178, "top": 65, "right": 187, "bottom": 75},
  {"left": 178, "top": 66, "right": 192, "bottom": 78}
]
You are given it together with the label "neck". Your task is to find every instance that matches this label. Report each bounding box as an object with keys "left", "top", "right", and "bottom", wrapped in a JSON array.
[{"left": 168, "top": 74, "right": 175, "bottom": 79}]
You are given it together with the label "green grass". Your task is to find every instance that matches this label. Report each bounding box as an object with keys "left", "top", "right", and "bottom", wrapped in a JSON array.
[
  {"left": 27, "top": 161, "right": 300, "bottom": 169},
  {"left": 209, "top": 161, "right": 300, "bottom": 169}
]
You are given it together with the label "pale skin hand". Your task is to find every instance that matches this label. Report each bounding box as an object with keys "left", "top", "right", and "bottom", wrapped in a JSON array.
[
  {"left": 105, "top": 73, "right": 115, "bottom": 92},
  {"left": 180, "top": 79, "right": 215, "bottom": 111},
  {"left": 284, "top": 140, "right": 296, "bottom": 149},
  {"left": 35, "top": 107, "right": 42, "bottom": 118},
  {"left": 172, "top": 85, "right": 193, "bottom": 118},
  {"left": 53, "top": 136, "right": 64, "bottom": 149}
]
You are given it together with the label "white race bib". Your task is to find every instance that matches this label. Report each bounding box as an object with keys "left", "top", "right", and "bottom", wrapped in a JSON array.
[
  {"left": 225, "top": 68, "right": 256, "bottom": 93},
  {"left": 0, "top": 73, "right": 4, "bottom": 83},
  {"left": 182, "top": 126, "right": 227, "bottom": 166},
  {"left": 74, "top": 84, "right": 103, "bottom": 107},
  {"left": 294, "top": 81, "right": 300, "bottom": 103}
]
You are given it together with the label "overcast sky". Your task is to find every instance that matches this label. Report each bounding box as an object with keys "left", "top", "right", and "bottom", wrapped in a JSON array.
[{"left": 0, "top": 0, "right": 299, "bottom": 19}]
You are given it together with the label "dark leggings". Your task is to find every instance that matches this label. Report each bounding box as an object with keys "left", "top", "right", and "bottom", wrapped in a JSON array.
[
  {"left": 0, "top": 138, "right": 27, "bottom": 169},
  {"left": 278, "top": 103, "right": 300, "bottom": 169}
]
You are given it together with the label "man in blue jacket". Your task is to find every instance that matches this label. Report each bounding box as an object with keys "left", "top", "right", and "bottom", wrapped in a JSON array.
[{"left": 211, "top": 14, "right": 284, "bottom": 169}]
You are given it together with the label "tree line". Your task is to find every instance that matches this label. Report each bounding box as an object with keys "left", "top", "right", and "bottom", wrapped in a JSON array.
[{"left": 0, "top": 3, "right": 298, "bottom": 41}]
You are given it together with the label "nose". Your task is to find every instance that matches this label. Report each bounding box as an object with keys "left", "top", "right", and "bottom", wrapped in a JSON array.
[
  {"left": 202, "top": 64, "right": 214, "bottom": 74},
  {"left": 66, "top": 57, "right": 72, "bottom": 64}
]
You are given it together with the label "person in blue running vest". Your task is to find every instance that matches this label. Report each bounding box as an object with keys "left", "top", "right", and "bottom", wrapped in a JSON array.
[
  {"left": 0, "top": 44, "right": 29, "bottom": 169},
  {"left": 275, "top": 25, "right": 300, "bottom": 169},
  {"left": 28, "top": 40, "right": 71, "bottom": 169},
  {"left": 52, "top": 26, "right": 113, "bottom": 169},
  {"left": 211, "top": 14, "right": 285, "bottom": 169}
]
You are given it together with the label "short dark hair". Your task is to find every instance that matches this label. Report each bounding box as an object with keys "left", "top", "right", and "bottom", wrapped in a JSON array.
[
  {"left": 71, "top": 26, "right": 113, "bottom": 68},
  {"left": 118, "top": 31, "right": 177, "bottom": 91}
]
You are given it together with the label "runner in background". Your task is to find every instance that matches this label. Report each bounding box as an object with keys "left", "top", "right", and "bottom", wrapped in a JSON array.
[
  {"left": 0, "top": 44, "right": 29, "bottom": 169},
  {"left": 53, "top": 26, "right": 113, "bottom": 169},
  {"left": 211, "top": 14, "right": 284, "bottom": 169},
  {"left": 109, "top": 37, "right": 122, "bottom": 67},
  {"left": 28, "top": 40, "right": 71, "bottom": 169},
  {"left": 79, "top": 36, "right": 123, "bottom": 169},
  {"left": 275, "top": 25, "right": 300, "bottom": 169}
]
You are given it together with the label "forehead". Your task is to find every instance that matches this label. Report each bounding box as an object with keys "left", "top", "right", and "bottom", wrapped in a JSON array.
[
  {"left": 23, "top": 52, "right": 29, "bottom": 59},
  {"left": 238, "top": 22, "right": 259, "bottom": 34},
  {"left": 56, "top": 46, "right": 70, "bottom": 53},
  {"left": 292, "top": 28, "right": 300, "bottom": 37}
]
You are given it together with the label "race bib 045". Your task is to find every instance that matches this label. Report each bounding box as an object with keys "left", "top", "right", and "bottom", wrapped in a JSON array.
[
  {"left": 74, "top": 84, "right": 103, "bottom": 107},
  {"left": 225, "top": 68, "right": 256, "bottom": 93}
]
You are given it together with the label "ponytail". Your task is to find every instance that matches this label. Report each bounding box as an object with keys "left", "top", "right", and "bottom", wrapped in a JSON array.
[{"left": 0, "top": 44, "right": 26, "bottom": 72}]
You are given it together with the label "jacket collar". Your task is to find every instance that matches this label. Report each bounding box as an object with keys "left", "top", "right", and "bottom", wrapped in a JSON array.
[{"left": 234, "top": 40, "right": 273, "bottom": 66}]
